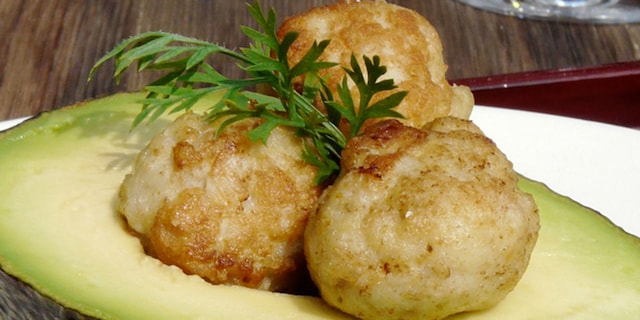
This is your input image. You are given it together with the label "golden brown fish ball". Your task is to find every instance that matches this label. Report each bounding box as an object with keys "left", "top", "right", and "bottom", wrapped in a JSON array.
[
  {"left": 277, "top": 0, "right": 474, "bottom": 132},
  {"left": 118, "top": 113, "right": 321, "bottom": 292},
  {"left": 305, "top": 118, "right": 539, "bottom": 320}
]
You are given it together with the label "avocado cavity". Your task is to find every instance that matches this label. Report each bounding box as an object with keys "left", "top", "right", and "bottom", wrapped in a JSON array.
[{"left": 0, "top": 93, "right": 639, "bottom": 319}]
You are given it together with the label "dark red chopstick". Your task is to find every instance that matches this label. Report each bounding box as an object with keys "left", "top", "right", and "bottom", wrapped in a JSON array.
[{"left": 452, "top": 61, "right": 640, "bottom": 128}]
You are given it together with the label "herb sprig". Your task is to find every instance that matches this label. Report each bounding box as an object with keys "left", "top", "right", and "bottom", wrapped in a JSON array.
[{"left": 89, "top": 1, "right": 406, "bottom": 184}]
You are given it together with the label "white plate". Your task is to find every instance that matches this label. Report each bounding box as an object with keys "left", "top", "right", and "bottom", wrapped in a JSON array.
[
  {"left": 0, "top": 117, "right": 29, "bottom": 131},
  {"left": 470, "top": 106, "right": 640, "bottom": 237},
  {"left": 1, "top": 107, "right": 639, "bottom": 236}
]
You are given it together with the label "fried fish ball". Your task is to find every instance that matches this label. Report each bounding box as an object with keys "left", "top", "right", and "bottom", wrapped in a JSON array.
[
  {"left": 277, "top": 0, "right": 474, "bottom": 131},
  {"left": 305, "top": 118, "right": 540, "bottom": 320},
  {"left": 118, "top": 113, "right": 322, "bottom": 292}
]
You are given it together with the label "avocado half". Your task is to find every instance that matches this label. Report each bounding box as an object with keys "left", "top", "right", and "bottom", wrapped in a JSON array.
[{"left": 0, "top": 93, "right": 639, "bottom": 319}]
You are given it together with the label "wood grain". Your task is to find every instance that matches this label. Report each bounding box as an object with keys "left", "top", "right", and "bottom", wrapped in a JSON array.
[{"left": 1, "top": 0, "right": 639, "bottom": 121}]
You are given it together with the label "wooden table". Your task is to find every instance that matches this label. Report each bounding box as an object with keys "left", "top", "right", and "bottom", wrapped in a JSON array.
[
  {"left": 1, "top": 2, "right": 640, "bottom": 318},
  {"left": 1, "top": 0, "right": 639, "bottom": 124}
]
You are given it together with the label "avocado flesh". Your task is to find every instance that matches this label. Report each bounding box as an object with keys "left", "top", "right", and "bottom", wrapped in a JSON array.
[{"left": 0, "top": 93, "right": 638, "bottom": 319}]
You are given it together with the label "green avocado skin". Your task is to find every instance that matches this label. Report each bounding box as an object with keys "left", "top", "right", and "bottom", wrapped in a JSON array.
[{"left": 0, "top": 93, "right": 639, "bottom": 320}]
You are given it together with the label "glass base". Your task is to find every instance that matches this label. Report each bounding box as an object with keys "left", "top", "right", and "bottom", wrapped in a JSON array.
[{"left": 457, "top": 0, "right": 640, "bottom": 23}]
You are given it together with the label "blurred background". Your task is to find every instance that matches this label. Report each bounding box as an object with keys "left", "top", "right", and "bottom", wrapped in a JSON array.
[{"left": 1, "top": 0, "right": 638, "bottom": 126}]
